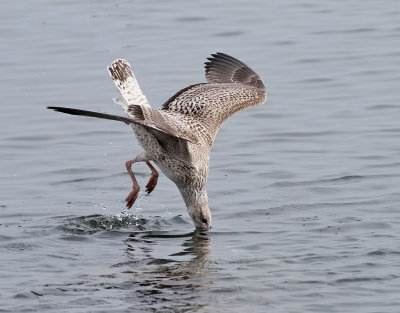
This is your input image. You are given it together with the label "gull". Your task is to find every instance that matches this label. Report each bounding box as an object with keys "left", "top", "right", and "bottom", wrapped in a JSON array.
[{"left": 48, "top": 52, "right": 266, "bottom": 230}]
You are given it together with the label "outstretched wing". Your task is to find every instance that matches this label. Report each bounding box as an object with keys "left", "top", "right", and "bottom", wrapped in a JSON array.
[
  {"left": 47, "top": 105, "right": 199, "bottom": 144},
  {"left": 161, "top": 53, "right": 266, "bottom": 145},
  {"left": 107, "top": 59, "right": 150, "bottom": 109}
]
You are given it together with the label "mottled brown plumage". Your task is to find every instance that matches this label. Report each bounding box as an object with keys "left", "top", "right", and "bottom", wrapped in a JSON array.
[{"left": 48, "top": 52, "right": 267, "bottom": 230}]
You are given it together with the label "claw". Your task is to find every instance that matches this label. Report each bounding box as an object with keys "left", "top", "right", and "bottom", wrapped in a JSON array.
[
  {"left": 145, "top": 174, "right": 158, "bottom": 194},
  {"left": 125, "top": 188, "right": 140, "bottom": 209},
  {"left": 145, "top": 161, "right": 159, "bottom": 194}
]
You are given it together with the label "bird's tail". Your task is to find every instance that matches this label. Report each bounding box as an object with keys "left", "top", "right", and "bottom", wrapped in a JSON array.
[
  {"left": 47, "top": 106, "right": 134, "bottom": 125},
  {"left": 107, "top": 59, "right": 150, "bottom": 110}
]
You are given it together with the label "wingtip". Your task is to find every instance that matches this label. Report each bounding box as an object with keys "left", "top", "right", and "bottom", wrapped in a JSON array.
[
  {"left": 204, "top": 52, "right": 264, "bottom": 89},
  {"left": 47, "top": 106, "right": 69, "bottom": 113},
  {"left": 205, "top": 52, "right": 230, "bottom": 66},
  {"left": 210, "top": 52, "right": 226, "bottom": 58},
  {"left": 204, "top": 52, "right": 225, "bottom": 69},
  {"left": 107, "top": 59, "right": 134, "bottom": 82},
  {"left": 109, "top": 58, "right": 131, "bottom": 69}
]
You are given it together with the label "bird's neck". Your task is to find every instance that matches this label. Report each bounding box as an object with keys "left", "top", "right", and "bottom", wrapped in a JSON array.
[{"left": 179, "top": 185, "right": 208, "bottom": 210}]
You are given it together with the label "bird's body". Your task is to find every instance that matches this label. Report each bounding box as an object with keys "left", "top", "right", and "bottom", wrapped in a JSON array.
[{"left": 49, "top": 52, "right": 266, "bottom": 229}]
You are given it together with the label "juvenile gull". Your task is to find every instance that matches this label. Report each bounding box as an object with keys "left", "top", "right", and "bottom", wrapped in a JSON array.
[{"left": 48, "top": 52, "right": 266, "bottom": 230}]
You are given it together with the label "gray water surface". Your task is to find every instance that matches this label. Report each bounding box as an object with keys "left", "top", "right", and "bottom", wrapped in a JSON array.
[{"left": 1, "top": 0, "right": 400, "bottom": 312}]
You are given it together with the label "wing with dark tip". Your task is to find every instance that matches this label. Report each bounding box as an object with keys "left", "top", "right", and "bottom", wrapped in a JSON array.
[
  {"left": 47, "top": 106, "right": 199, "bottom": 144},
  {"left": 107, "top": 59, "right": 150, "bottom": 109},
  {"left": 160, "top": 53, "right": 266, "bottom": 145},
  {"left": 205, "top": 52, "right": 265, "bottom": 89}
]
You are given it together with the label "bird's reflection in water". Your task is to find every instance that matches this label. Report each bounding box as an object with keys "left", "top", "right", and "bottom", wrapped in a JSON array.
[{"left": 122, "top": 230, "right": 212, "bottom": 312}]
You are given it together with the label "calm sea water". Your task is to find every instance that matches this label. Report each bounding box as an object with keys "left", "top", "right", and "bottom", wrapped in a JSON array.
[{"left": 1, "top": 0, "right": 400, "bottom": 312}]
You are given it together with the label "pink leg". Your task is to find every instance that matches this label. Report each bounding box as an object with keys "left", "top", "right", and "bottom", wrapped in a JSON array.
[
  {"left": 145, "top": 161, "right": 159, "bottom": 194},
  {"left": 125, "top": 158, "right": 140, "bottom": 209}
]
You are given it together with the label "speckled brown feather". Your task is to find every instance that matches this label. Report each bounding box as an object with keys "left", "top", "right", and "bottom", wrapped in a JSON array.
[
  {"left": 160, "top": 53, "right": 266, "bottom": 146},
  {"left": 107, "top": 59, "right": 150, "bottom": 109},
  {"left": 126, "top": 105, "right": 201, "bottom": 144}
]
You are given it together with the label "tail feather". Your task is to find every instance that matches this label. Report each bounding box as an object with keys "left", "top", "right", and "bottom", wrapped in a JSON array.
[
  {"left": 47, "top": 106, "right": 133, "bottom": 125},
  {"left": 107, "top": 59, "right": 150, "bottom": 110}
]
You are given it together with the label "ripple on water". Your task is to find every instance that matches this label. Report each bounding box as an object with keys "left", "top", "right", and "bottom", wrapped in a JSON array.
[
  {"left": 59, "top": 214, "right": 149, "bottom": 235},
  {"left": 59, "top": 212, "right": 190, "bottom": 235},
  {"left": 25, "top": 226, "right": 213, "bottom": 312},
  {"left": 3, "top": 242, "right": 38, "bottom": 252},
  {"left": 270, "top": 175, "right": 365, "bottom": 187}
]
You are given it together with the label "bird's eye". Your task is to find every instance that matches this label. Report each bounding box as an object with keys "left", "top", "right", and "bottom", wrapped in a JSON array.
[{"left": 201, "top": 218, "right": 207, "bottom": 224}]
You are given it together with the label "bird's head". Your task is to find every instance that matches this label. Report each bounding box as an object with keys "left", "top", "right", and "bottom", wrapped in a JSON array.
[{"left": 188, "top": 204, "right": 212, "bottom": 230}]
